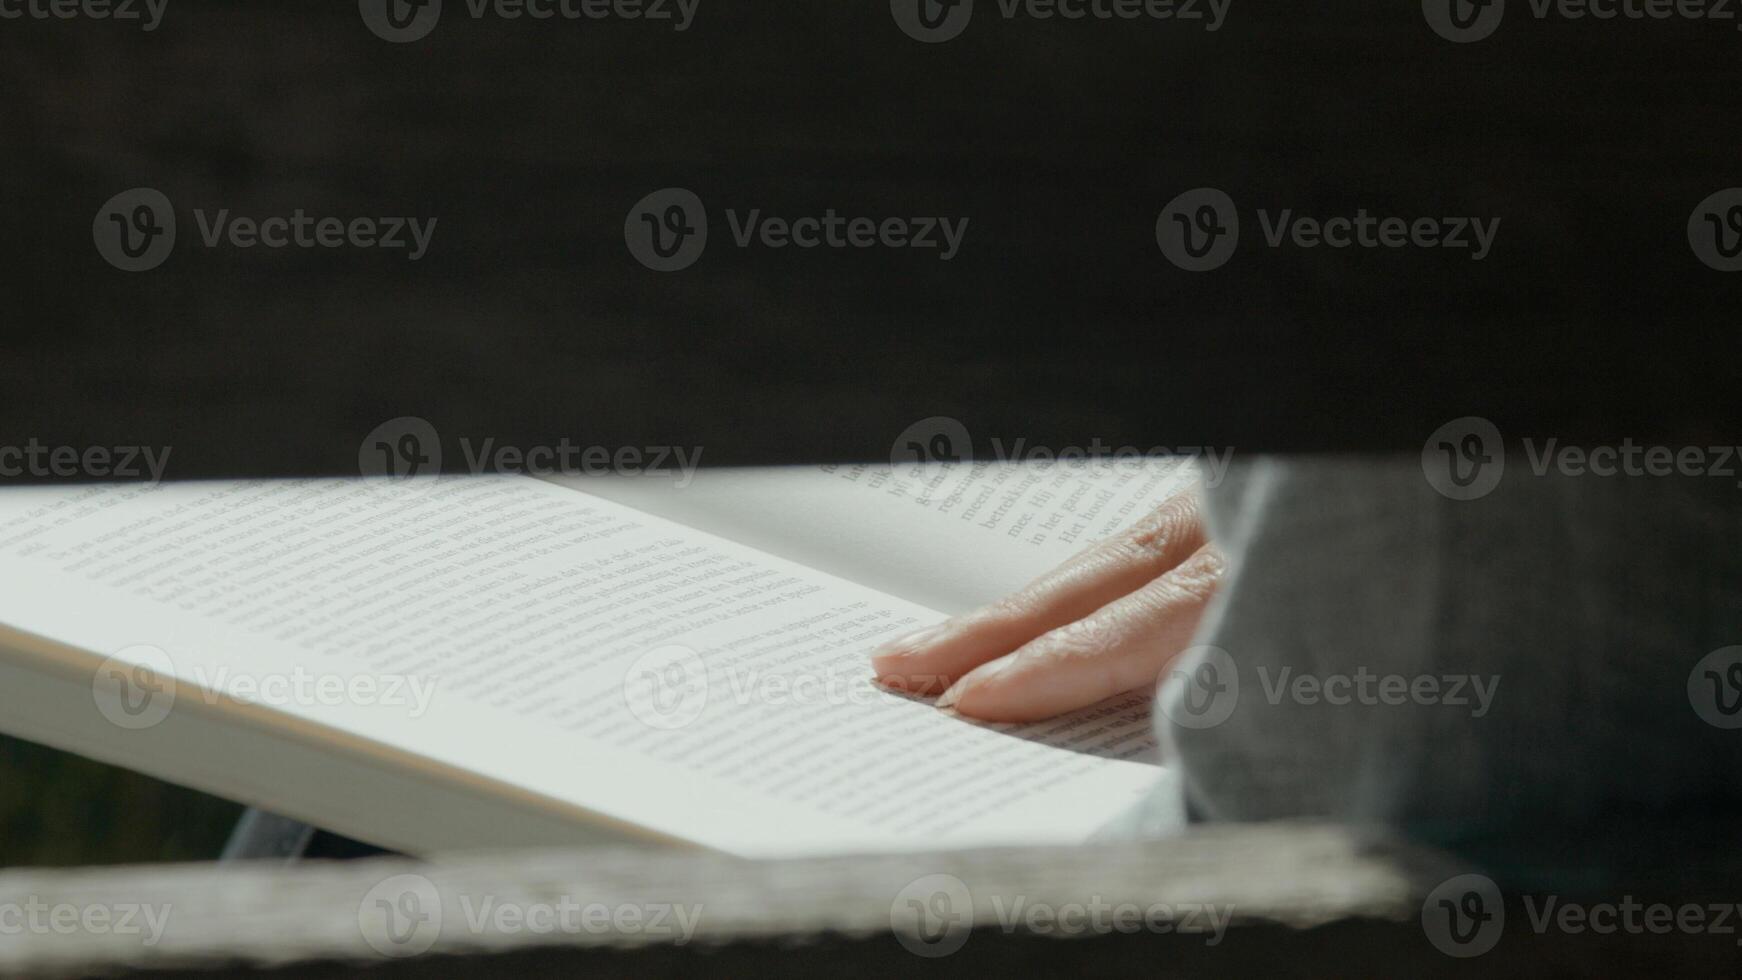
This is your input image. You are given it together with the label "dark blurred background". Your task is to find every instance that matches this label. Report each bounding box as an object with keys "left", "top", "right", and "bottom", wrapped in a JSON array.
[
  {"left": 0, "top": 739, "right": 237, "bottom": 866},
  {"left": 4, "top": 1, "right": 1741, "bottom": 863},
  {"left": 4, "top": 1, "right": 1742, "bottom": 478}
]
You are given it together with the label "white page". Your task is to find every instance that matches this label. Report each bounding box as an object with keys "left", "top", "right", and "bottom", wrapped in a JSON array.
[
  {"left": 559, "top": 459, "right": 1203, "bottom": 614},
  {"left": 0, "top": 477, "right": 1161, "bottom": 856}
]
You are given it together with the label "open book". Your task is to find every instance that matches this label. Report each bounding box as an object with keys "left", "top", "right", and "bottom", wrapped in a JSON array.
[{"left": 0, "top": 460, "right": 1198, "bottom": 857}]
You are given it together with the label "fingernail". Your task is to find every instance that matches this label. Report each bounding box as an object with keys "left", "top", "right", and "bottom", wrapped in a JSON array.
[
  {"left": 935, "top": 681, "right": 966, "bottom": 710},
  {"left": 936, "top": 658, "right": 1013, "bottom": 711},
  {"left": 871, "top": 622, "right": 948, "bottom": 661}
]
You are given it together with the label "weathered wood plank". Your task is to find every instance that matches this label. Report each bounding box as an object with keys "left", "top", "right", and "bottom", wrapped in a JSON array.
[
  {"left": 11, "top": 822, "right": 1742, "bottom": 977},
  {"left": 0, "top": 824, "right": 1436, "bottom": 976}
]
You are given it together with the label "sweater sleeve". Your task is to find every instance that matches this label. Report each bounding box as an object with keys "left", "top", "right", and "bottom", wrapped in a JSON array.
[{"left": 1150, "top": 454, "right": 1742, "bottom": 882}]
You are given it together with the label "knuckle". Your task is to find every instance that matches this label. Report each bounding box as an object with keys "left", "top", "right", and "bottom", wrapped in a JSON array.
[
  {"left": 973, "top": 593, "right": 1042, "bottom": 629},
  {"left": 1121, "top": 491, "right": 1203, "bottom": 563},
  {"left": 1160, "top": 547, "right": 1226, "bottom": 602},
  {"left": 1034, "top": 615, "right": 1124, "bottom": 662}
]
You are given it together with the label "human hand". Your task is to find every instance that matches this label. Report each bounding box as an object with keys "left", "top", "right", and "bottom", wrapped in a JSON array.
[{"left": 870, "top": 491, "right": 1223, "bottom": 722}]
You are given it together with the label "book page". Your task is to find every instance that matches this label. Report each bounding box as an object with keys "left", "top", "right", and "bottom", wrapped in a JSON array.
[
  {"left": 557, "top": 459, "right": 1204, "bottom": 614},
  {"left": 0, "top": 477, "right": 1161, "bottom": 856}
]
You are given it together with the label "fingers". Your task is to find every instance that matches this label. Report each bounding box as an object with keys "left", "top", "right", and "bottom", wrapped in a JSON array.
[
  {"left": 937, "top": 542, "right": 1225, "bottom": 722},
  {"left": 870, "top": 490, "right": 1208, "bottom": 696}
]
